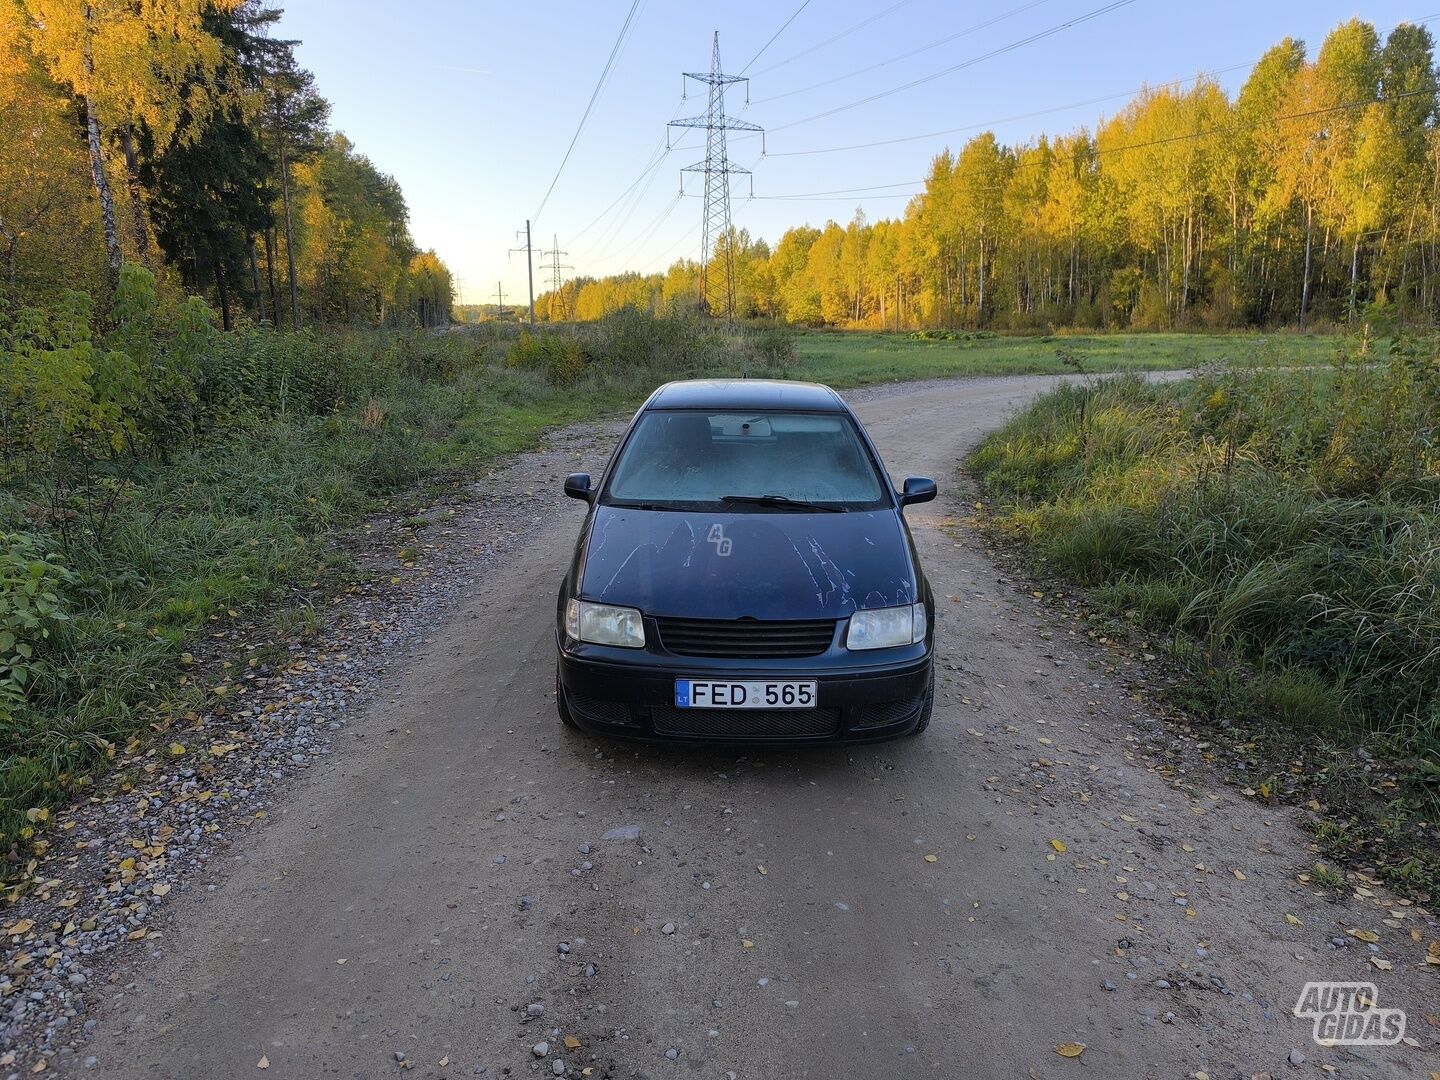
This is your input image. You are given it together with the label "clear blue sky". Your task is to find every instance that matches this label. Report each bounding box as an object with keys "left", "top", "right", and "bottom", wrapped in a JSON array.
[{"left": 278, "top": 1, "right": 1428, "bottom": 304}]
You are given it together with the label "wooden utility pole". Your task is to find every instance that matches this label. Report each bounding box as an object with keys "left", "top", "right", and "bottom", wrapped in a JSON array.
[{"left": 493, "top": 281, "right": 507, "bottom": 318}]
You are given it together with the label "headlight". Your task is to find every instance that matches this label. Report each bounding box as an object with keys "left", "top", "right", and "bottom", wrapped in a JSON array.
[
  {"left": 565, "top": 599, "right": 645, "bottom": 648},
  {"left": 846, "top": 603, "right": 927, "bottom": 650}
]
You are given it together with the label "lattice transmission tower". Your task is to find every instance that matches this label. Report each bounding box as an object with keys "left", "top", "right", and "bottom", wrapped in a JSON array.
[
  {"left": 668, "top": 32, "right": 763, "bottom": 318},
  {"left": 539, "top": 235, "right": 573, "bottom": 319}
]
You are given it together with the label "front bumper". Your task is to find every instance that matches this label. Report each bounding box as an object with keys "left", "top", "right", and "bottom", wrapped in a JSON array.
[{"left": 556, "top": 636, "right": 932, "bottom": 744}]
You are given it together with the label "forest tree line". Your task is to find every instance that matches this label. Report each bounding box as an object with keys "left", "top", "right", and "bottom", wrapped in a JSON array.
[
  {"left": 539, "top": 19, "right": 1440, "bottom": 330},
  {"left": 0, "top": 0, "right": 453, "bottom": 328}
]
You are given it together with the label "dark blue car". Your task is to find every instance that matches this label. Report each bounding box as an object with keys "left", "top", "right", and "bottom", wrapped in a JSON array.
[{"left": 555, "top": 379, "right": 936, "bottom": 743}]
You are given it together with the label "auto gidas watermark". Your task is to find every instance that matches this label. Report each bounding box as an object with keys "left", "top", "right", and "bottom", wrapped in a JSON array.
[{"left": 1293, "top": 981, "right": 1406, "bottom": 1046}]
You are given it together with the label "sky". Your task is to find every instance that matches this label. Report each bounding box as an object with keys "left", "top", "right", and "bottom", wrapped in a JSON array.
[{"left": 277, "top": 1, "right": 1430, "bottom": 304}]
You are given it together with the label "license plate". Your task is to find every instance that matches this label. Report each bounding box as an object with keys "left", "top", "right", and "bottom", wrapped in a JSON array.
[{"left": 675, "top": 679, "right": 817, "bottom": 709}]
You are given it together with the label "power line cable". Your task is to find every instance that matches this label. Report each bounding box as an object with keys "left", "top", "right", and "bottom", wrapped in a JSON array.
[
  {"left": 568, "top": 133, "right": 672, "bottom": 246},
  {"left": 581, "top": 140, "right": 687, "bottom": 263},
  {"left": 770, "top": 0, "right": 1141, "bottom": 132},
  {"left": 753, "top": 0, "right": 1053, "bottom": 104},
  {"left": 767, "top": 65, "right": 1253, "bottom": 157},
  {"left": 532, "top": 0, "right": 643, "bottom": 226},
  {"left": 740, "top": 0, "right": 812, "bottom": 74},
  {"left": 764, "top": 11, "right": 1440, "bottom": 158},
  {"left": 747, "top": 86, "right": 1436, "bottom": 201},
  {"left": 565, "top": 95, "right": 692, "bottom": 250},
  {"left": 594, "top": 194, "right": 685, "bottom": 268},
  {"left": 748, "top": 0, "right": 918, "bottom": 77}
]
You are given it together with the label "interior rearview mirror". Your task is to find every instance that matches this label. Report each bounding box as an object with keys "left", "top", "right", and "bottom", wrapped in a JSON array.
[
  {"left": 563, "top": 473, "right": 593, "bottom": 502},
  {"left": 900, "top": 476, "right": 937, "bottom": 507}
]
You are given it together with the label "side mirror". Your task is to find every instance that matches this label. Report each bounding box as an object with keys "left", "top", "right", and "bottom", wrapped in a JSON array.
[
  {"left": 899, "top": 476, "right": 937, "bottom": 507},
  {"left": 563, "top": 473, "right": 594, "bottom": 503}
]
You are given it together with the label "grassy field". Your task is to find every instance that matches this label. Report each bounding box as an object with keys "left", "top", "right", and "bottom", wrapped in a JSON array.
[
  {"left": 967, "top": 343, "right": 1439, "bottom": 895},
  {"left": 790, "top": 329, "right": 1341, "bottom": 386}
]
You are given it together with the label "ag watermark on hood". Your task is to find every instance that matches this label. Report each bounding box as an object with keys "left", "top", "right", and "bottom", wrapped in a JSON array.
[{"left": 1293, "top": 981, "right": 1406, "bottom": 1046}]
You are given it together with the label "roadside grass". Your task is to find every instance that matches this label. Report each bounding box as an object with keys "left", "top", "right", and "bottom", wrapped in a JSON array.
[
  {"left": 792, "top": 329, "right": 1340, "bottom": 386},
  {"left": 0, "top": 296, "right": 1350, "bottom": 878},
  {"left": 0, "top": 316, "right": 690, "bottom": 863},
  {"left": 966, "top": 340, "right": 1440, "bottom": 897}
]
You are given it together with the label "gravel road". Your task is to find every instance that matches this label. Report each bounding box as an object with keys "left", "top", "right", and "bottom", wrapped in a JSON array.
[{"left": 55, "top": 375, "right": 1440, "bottom": 1078}]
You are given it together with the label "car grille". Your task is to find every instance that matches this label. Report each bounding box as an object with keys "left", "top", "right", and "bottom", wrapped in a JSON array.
[
  {"left": 653, "top": 616, "right": 836, "bottom": 658},
  {"left": 651, "top": 705, "right": 840, "bottom": 739}
]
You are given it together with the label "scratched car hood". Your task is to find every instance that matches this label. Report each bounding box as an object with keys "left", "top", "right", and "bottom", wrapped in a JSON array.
[{"left": 578, "top": 506, "right": 916, "bottom": 620}]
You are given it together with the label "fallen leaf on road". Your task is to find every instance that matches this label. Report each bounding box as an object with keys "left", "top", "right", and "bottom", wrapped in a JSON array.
[
  {"left": 924, "top": 854, "right": 938, "bottom": 863},
  {"left": 1347, "top": 928, "right": 1379, "bottom": 943},
  {"left": 151, "top": 884, "right": 170, "bottom": 897},
  {"left": 1120, "top": 814, "right": 1138, "bottom": 823},
  {"left": 563, "top": 1036, "right": 581, "bottom": 1050},
  {"left": 1370, "top": 957, "right": 1393, "bottom": 971},
  {"left": 1232, "top": 869, "right": 1246, "bottom": 881},
  {"left": 438, "top": 1056, "right": 449, "bottom": 1067},
  {"left": 741, "top": 939, "right": 754, "bottom": 948},
  {"left": 1284, "top": 914, "right": 1303, "bottom": 926},
  {"left": 256, "top": 1057, "right": 269, "bottom": 1070},
  {"left": 335, "top": 958, "right": 347, "bottom": 964},
  {"left": 1050, "top": 839, "right": 1068, "bottom": 853},
  {"left": 168, "top": 743, "right": 186, "bottom": 756},
  {"left": 756, "top": 865, "right": 767, "bottom": 876},
  {"left": 1054, "top": 1043, "right": 1085, "bottom": 1058}
]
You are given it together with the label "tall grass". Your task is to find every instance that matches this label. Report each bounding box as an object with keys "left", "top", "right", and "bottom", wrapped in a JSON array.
[{"left": 969, "top": 340, "right": 1440, "bottom": 891}]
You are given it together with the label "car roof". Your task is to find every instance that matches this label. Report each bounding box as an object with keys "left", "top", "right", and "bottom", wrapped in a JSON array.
[{"left": 645, "top": 379, "right": 847, "bottom": 413}]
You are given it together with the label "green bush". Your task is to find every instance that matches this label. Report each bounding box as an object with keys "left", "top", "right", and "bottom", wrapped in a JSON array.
[
  {"left": 0, "top": 533, "right": 72, "bottom": 716},
  {"left": 746, "top": 324, "right": 797, "bottom": 369},
  {"left": 506, "top": 330, "right": 587, "bottom": 385}
]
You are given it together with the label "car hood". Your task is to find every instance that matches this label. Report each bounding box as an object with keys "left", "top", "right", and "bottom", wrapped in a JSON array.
[{"left": 578, "top": 506, "right": 917, "bottom": 620}]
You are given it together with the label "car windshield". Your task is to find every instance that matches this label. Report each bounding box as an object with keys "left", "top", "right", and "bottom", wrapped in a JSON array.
[{"left": 603, "top": 409, "right": 890, "bottom": 511}]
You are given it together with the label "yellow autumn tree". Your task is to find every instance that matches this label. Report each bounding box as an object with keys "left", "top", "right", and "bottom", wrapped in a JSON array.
[{"left": 15, "top": 0, "right": 245, "bottom": 270}]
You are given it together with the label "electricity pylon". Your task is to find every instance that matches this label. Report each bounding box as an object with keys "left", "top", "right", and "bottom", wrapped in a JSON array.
[
  {"left": 668, "top": 31, "right": 763, "bottom": 319},
  {"left": 539, "top": 235, "right": 574, "bottom": 320}
]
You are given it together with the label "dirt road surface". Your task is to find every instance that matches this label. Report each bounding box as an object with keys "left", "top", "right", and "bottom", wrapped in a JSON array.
[{"left": 74, "top": 376, "right": 1438, "bottom": 1079}]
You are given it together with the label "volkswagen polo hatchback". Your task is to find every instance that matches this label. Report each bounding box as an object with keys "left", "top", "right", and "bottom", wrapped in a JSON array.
[{"left": 554, "top": 379, "right": 936, "bottom": 744}]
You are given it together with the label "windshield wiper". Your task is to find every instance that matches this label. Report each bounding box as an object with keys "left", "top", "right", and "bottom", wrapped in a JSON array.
[
  {"left": 607, "top": 500, "right": 686, "bottom": 511},
  {"left": 719, "top": 494, "right": 843, "bottom": 513}
]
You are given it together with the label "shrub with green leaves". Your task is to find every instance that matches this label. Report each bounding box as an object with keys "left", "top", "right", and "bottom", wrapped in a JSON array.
[{"left": 0, "top": 533, "right": 72, "bottom": 716}]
